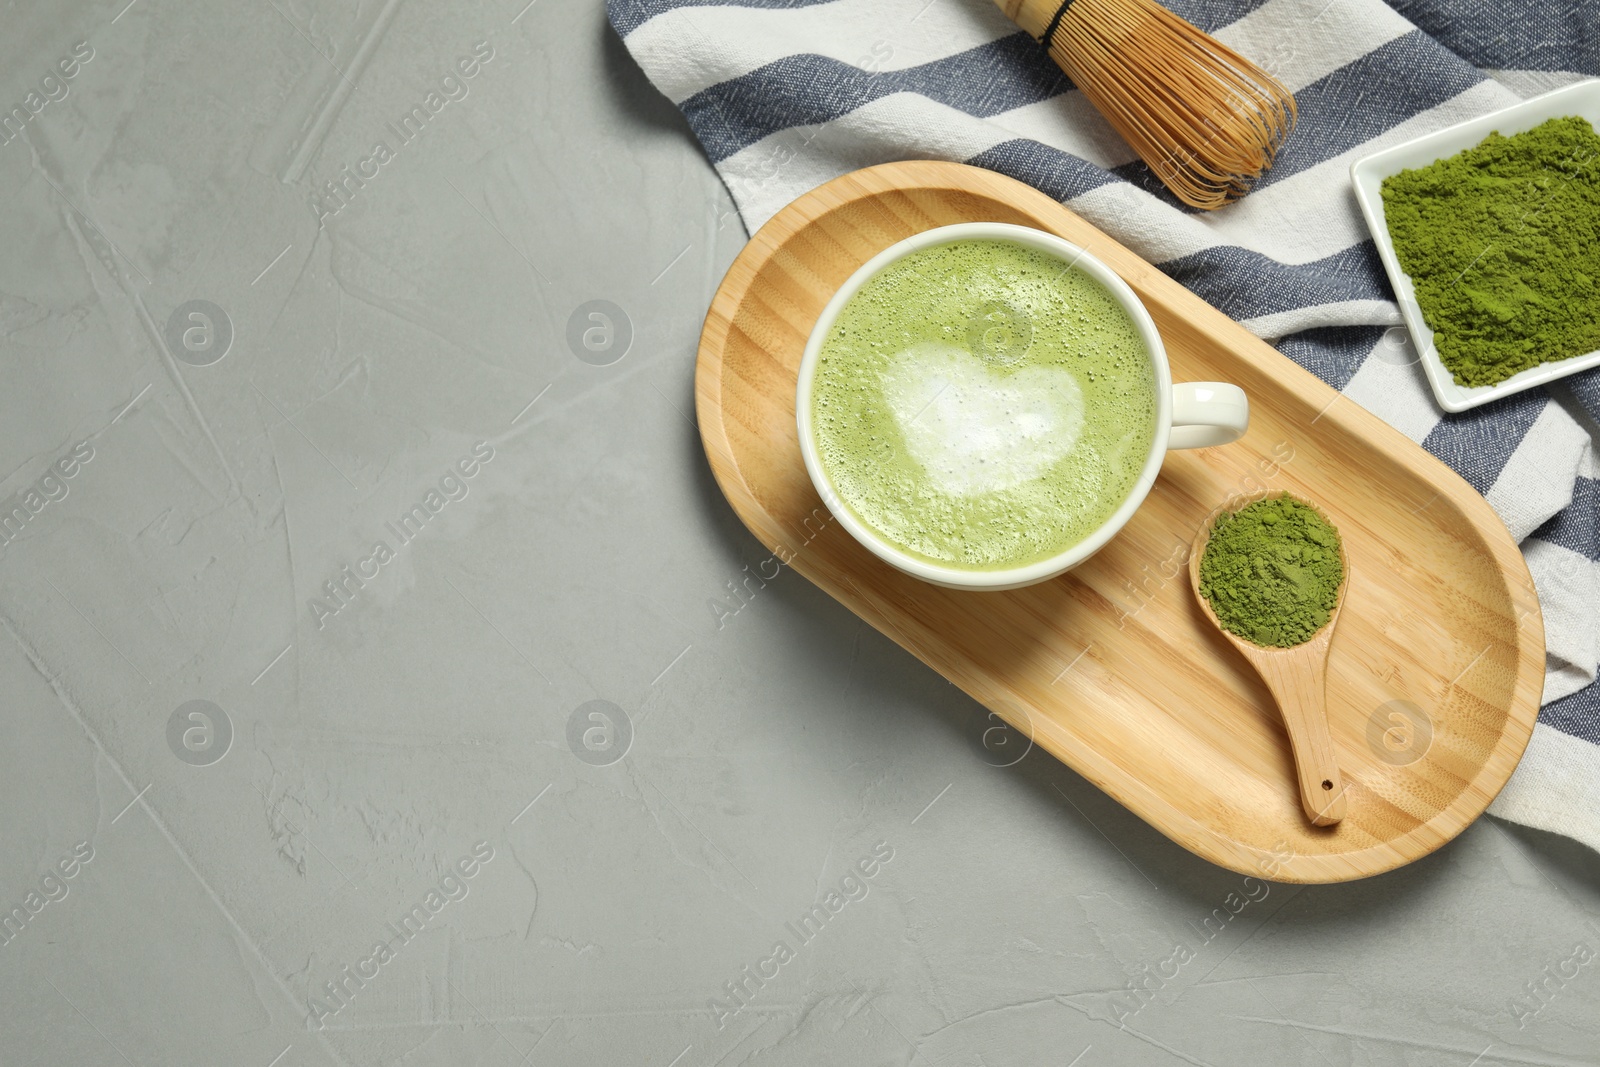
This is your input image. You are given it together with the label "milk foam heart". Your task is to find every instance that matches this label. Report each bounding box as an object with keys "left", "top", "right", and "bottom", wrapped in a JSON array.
[
  {"left": 880, "top": 342, "right": 1086, "bottom": 497},
  {"left": 808, "top": 237, "right": 1157, "bottom": 570}
]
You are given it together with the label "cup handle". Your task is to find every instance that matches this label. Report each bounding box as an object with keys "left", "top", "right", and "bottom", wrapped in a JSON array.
[{"left": 1168, "top": 382, "right": 1248, "bottom": 450}]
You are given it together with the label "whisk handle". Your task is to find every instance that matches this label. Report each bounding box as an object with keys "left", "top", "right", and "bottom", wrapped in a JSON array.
[{"left": 992, "top": 0, "right": 1072, "bottom": 41}]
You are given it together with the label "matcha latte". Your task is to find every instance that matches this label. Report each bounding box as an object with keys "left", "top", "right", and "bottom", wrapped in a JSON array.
[{"left": 810, "top": 238, "right": 1158, "bottom": 571}]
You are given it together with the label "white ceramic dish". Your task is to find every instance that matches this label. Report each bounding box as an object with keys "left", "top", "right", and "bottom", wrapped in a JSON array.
[
  {"left": 794, "top": 222, "right": 1249, "bottom": 591},
  {"left": 1350, "top": 79, "right": 1600, "bottom": 413}
]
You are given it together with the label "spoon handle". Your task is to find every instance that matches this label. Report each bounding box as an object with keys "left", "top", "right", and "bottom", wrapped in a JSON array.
[{"left": 1253, "top": 646, "right": 1347, "bottom": 826}]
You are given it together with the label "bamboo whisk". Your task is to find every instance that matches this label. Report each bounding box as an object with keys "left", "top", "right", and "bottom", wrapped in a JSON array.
[{"left": 995, "top": 0, "right": 1296, "bottom": 210}]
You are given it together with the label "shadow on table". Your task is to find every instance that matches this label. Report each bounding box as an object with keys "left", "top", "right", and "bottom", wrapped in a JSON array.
[{"left": 598, "top": 14, "right": 699, "bottom": 140}]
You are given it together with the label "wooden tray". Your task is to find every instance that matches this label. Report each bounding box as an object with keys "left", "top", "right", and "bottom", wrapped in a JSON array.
[{"left": 694, "top": 161, "right": 1544, "bottom": 883}]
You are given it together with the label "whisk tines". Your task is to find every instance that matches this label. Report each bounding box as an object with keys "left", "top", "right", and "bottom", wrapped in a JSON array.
[{"left": 998, "top": 0, "right": 1297, "bottom": 210}]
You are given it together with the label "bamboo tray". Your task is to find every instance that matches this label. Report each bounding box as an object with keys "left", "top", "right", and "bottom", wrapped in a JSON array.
[{"left": 694, "top": 161, "right": 1544, "bottom": 883}]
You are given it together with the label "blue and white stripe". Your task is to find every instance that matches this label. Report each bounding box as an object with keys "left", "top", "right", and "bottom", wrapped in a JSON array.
[{"left": 610, "top": 0, "right": 1600, "bottom": 851}]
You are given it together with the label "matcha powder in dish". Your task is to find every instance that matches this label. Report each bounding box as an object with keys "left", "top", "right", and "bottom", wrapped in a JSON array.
[
  {"left": 1380, "top": 115, "right": 1600, "bottom": 387},
  {"left": 1199, "top": 495, "right": 1344, "bottom": 649}
]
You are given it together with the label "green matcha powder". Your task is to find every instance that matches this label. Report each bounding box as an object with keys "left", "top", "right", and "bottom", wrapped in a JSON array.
[
  {"left": 1199, "top": 495, "right": 1344, "bottom": 649},
  {"left": 1380, "top": 116, "right": 1600, "bottom": 387}
]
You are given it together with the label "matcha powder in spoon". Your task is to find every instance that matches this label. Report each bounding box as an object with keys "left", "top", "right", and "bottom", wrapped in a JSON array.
[
  {"left": 1199, "top": 495, "right": 1344, "bottom": 648},
  {"left": 1380, "top": 115, "right": 1600, "bottom": 387}
]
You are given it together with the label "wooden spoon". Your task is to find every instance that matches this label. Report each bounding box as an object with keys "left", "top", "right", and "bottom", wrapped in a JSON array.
[{"left": 1188, "top": 502, "right": 1348, "bottom": 826}]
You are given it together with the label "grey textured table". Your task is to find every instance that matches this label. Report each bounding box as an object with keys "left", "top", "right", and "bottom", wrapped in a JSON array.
[{"left": 2, "top": 3, "right": 1598, "bottom": 1065}]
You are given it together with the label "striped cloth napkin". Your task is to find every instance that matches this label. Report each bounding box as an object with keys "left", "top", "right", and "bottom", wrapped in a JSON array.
[{"left": 609, "top": 0, "right": 1600, "bottom": 852}]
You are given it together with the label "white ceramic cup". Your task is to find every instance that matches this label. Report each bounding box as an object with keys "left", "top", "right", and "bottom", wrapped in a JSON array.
[{"left": 795, "top": 222, "right": 1248, "bottom": 591}]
